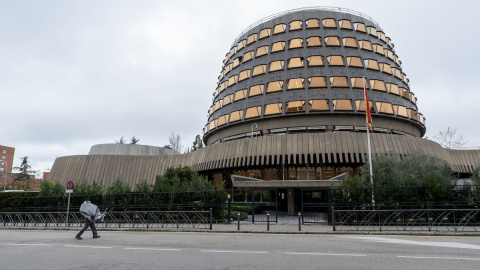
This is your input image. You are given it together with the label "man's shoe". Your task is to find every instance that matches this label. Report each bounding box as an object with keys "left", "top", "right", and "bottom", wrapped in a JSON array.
[
  {"left": 75, "top": 236, "right": 82, "bottom": 240},
  {"left": 93, "top": 235, "right": 100, "bottom": 238}
]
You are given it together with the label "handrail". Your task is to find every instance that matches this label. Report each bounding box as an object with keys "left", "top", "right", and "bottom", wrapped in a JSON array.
[{"left": 230, "top": 6, "right": 383, "bottom": 47}]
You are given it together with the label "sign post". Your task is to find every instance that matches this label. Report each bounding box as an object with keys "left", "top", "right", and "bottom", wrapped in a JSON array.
[{"left": 66, "top": 181, "right": 74, "bottom": 227}]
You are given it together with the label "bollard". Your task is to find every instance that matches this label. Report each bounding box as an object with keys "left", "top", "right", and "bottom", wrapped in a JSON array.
[
  {"left": 267, "top": 212, "right": 270, "bottom": 231},
  {"left": 298, "top": 212, "right": 301, "bottom": 231},
  {"left": 209, "top": 208, "right": 213, "bottom": 231},
  {"left": 237, "top": 212, "right": 240, "bottom": 231},
  {"left": 332, "top": 206, "right": 336, "bottom": 232}
]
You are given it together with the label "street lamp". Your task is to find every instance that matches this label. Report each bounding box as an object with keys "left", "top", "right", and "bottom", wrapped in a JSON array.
[
  {"left": 251, "top": 123, "right": 258, "bottom": 138},
  {"left": 0, "top": 160, "right": 7, "bottom": 191}
]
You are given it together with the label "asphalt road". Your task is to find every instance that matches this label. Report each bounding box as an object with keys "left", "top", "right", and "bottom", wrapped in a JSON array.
[{"left": 1, "top": 230, "right": 479, "bottom": 269}]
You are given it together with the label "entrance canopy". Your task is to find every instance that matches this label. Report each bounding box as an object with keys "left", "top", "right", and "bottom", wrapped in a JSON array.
[{"left": 230, "top": 173, "right": 345, "bottom": 189}]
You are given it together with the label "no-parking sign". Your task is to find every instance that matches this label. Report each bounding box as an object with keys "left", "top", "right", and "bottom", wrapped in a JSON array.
[{"left": 66, "top": 181, "right": 74, "bottom": 189}]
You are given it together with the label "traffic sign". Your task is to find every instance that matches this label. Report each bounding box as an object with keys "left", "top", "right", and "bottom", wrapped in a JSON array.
[
  {"left": 66, "top": 181, "right": 74, "bottom": 189},
  {"left": 66, "top": 189, "right": 73, "bottom": 193}
]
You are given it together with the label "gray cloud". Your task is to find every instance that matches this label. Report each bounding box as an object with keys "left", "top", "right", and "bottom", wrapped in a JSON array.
[{"left": 1, "top": 0, "right": 479, "bottom": 172}]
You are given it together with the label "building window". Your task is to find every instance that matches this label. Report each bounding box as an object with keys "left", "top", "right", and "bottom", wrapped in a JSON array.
[
  {"left": 287, "top": 78, "right": 305, "bottom": 90},
  {"left": 379, "top": 63, "right": 392, "bottom": 74},
  {"left": 407, "top": 109, "right": 419, "bottom": 121},
  {"left": 346, "top": 56, "right": 363, "bottom": 67},
  {"left": 229, "top": 110, "right": 244, "bottom": 123},
  {"left": 332, "top": 99, "right": 353, "bottom": 111},
  {"left": 289, "top": 20, "right": 303, "bottom": 31},
  {"left": 355, "top": 100, "right": 375, "bottom": 112},
  {"left": 324, "top": 36, "right": 340, "bottom": 46},
  {"left": 2, "top": 150, "right": 5, "bottom": 154},
  {"left": 249, "top": 84, "right": 264, "bottom": 97},
  {"left": 273, "top": 23, "right": 286, "bottom": 34},
  {"left": 327, "top": 55, "right": 344, "bottom": 66},
  {"left": 271, "top": 41, "right": 286, "bottom": 53},
  {"left": 258, "top": 28, "right": 271, "bottom": 39},
  {"left": 309, "top": 99, "right": 329, "bottom": 111},
  {"left": 286, "top": 101, "right": 306, "bottom": 112},
  {"left": 329, "top": 77, "right": 348, "bottom": 88},
  {"left": 0, "top": 168, "right": 3, "bottom": 172},
  {"left": 386, "top": 83, "right": 401, "bottom": 95},
  {"left": 247, "top": 33, "right": 258, "bottom": 45},
  {"left": 339, "top": 19, "right": 352, "bottom": 30},
  {"left": 358, "top": 40, "right": 373, "bottom": 51},
  {"left": 238, "top": 69, "right": 251, "bottom": 82},
  {"left": 232, "top": 58, "right": 240, "bottom": 68},
  {"left": 264, "top": 103, "right": 283, "bottom": 115},
  {"left": 217, "top": 114, "right": 229, "bottom": 127},
  {"left": 370, "top": 80, "right": 386, "bottom": 92},
  {"left": 243, "top": 51, "right": 254, "bottom": 63},
  {"left": 223, "top": 94, "right": 233, "bottom": 106},
  {"left": 322, "top": 18, "right": 336, "bottom": 28},
  {"left": 342, "top": 37, "right": 357, "bottom": 48},
  {"left": 378, "top": 32, "right": 386, "bottom": 42},
  {"left": 376, "top": 102, "right": 394, "bottom": 114},
  {"left": 208, "top": 120, "right": 216, "bottom": 131},
  {"left": 227, "top": 75, "right": 238, "bottom": 87},
  {"left": 237, "top": 39, "right": 247, "bottom": 51},
  {"left": 366, "top": 26, "right": 377, "bottom": 37},
  {"left": 234, "top": 89, "right": 247, "bottom": 101},
  {"left": 288, "top": 57, "right": 304, "bottom": 69},
  {"left": 245, "top": 106, "right": 261, "bottom": 119},
  {"left": 306, "top": 36, "right": 321, "bottom": 47},
  {"left": 269, "top": 60, "right": 285, "bottom": 72},
  {"left": 267, "top": 81, "right": 284, "bottom": 92},
  {"left": 354, "top": 22, "right": 366, "bottom": 32},
  {"left": 289, "top": 38, "right": 303, "bottom": 49},
  {"left": 307, "top": 56, "right": 324, "bottom": 66},
  {"left": 252, "top": 64, "right": 266, "bottom": 76},
  {"left": 372, "top": 44, "right": 385, "bottom": 55},
  {"left": 307, "top": 77, "right": 327, "bottom": 88},
  {"left": 256, "top": 45, "right": 269, "bottom": 58},
  {"left": 350, "top": 77, "right": 366, "bottom": 89},
  {"left": 364, "top": 59, "right": 379, "bottom": 70},
  {"left": 306, "top": 18, "right": 320, "bottom": 28},
  {"left": 393, "top": 105, "right": 408, "bottom": 118}
]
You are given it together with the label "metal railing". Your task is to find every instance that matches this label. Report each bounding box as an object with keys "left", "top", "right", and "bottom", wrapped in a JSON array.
[
  {"left": 231, "top": 6, "right": 383, "bottom": 47},
  {"left": 0, "top": 210, "right": 213, "bottom": 230},
  {"left": 332, "top": 208, "right": 480, "bottom": 232}
]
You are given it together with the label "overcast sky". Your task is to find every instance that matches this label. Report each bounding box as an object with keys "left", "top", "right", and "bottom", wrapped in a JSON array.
[{"left": 1, "top": 0, "right": 479, "bottom": 173}]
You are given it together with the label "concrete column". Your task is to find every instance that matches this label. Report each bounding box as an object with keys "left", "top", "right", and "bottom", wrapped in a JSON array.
[{"left": 287, "top": 188, "right": 295, "bottom": 216}]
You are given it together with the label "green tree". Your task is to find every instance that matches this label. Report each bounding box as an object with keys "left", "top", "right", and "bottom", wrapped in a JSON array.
[
  {"left": 134, "top": 180, "right": 151, "bottom": 193},
  {"left": 106, "top": 178, "right": 131, "bottom": 194},
  {"left": 115, "top": 136, "right": 126, "bottom": 144},
  {"left": 39, "top": 180, "right": 64, "bottom": 196},
  {"left": 191, "top": 135, "right": 204, "bottom": 151},
  {"left": 130, "top": 136, "right": 140, "bottom": 144},
  {"left": 471, "top": 166, "right": 480, "bottom": 185},
  {"left": 74, "top": 181, "right": 104, "bottom": 195},
  {"left": 14, "top": 156, "right": 35, "bottom": 180}
]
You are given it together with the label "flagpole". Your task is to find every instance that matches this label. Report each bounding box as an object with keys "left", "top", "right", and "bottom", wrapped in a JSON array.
[{"left": 363, "top": 77, "right": 375, "bottom": 205}]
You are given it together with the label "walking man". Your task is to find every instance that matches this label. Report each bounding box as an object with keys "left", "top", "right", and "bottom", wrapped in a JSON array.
[{"left": 75, "top": 201, "right": 101, "bottom": 240}]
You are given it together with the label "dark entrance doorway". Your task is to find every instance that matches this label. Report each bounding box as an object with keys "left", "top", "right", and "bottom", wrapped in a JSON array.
[{"left": 301, "top": 189, "right": 330, "bottom": 224}]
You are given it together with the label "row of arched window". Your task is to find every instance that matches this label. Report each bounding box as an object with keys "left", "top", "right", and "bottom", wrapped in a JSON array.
[
  {"left": 211, "top": 76, "right": 416, "bottom": 117},
  {"left": 219, "top": 36, "right": 401, "bottom": 83},
  {"left": 215, "top": 55, "right": 408, "bottom": 97},
  {"left": 222, "top": 18, "right": 394, "bottom": 67},
  {"left": 204, "top": 99, "right": 424, "bottom": 134}
]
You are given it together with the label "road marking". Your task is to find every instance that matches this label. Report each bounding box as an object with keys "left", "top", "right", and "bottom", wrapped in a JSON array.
[
  {"left": 124, "top": 247, "right": 182, "bottom": 251},
  {"left": 286, "top": 252, "right": 366, "bottom": 257},
  {"left": 201, "top": 249, "right": 268, "bottom": 254},
  {"left": 64, "top": 245, "right": 112, "bottom": 249},
  {"left": 345, "top": 236, "right": 480, "bottom": 250},
  {"left": 6, "top": 243, "right": 53, "bottom": 247},
  {"left": 398, "top": 256, "right": 480, "bottom": 261}
]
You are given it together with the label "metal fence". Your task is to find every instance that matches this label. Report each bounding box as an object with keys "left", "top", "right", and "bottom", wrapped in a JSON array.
[
  {"left": 0, "top": 210, "right": 213, "bottom": 230},
  {"left": 229, "top": 189, "right": 278, "bottom": 223},
  {"left": 332, "top": 208, "right": 480, "bottom": 232}
]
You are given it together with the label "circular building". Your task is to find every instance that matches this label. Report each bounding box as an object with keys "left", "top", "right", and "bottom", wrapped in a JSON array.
[{"left": 204, "top": 7, "right": 424, "bottom": 146}]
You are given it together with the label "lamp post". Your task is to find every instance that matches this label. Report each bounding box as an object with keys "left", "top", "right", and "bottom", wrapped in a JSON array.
[
  {"left": 251, "top": 123, "right": 258, "bottom": 138},
  {"left": 0, "top": 160, "right": 7, "bottom": 191}
]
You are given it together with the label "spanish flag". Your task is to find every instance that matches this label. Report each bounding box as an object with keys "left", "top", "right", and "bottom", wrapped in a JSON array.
[{"left": 364, "top": 78, "right": 373, "bottom": 131}]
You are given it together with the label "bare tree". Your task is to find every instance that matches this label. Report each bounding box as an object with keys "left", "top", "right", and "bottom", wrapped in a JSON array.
[
  {"left": 432, "top": 127, "right": 468, "bottom": 149},
  {"left": 168, "top": 133, "right": 183, "bottom": 153}
]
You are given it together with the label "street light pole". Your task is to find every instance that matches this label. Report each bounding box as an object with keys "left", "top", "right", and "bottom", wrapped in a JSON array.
[
  {"left": 0, "top": 160, "right": 7, "bottom": 191},
  {"left": 251, "top": 123, "right": 258, "bottom": 138}
]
